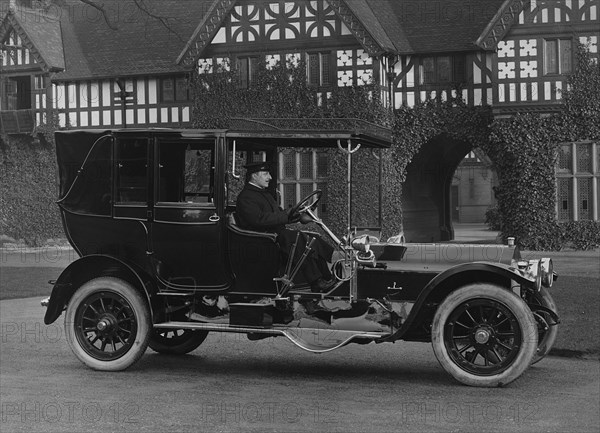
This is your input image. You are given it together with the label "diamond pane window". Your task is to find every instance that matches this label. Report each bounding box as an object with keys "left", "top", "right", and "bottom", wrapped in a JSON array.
[
  {"left": 561, "top": 43, "right": 572, "bottom": 73},
  {"left": 576, "top": 143, "right": 592, "bottom": 173},
  {"left": 544, "top": 39, "right": 572, "bottom": 75},
  {"left": 321, "top": 55, "right": 331, "bottom": 86},
  {"left": 438, "top": 56, "right": 451, "bottom": 82},
  {"left": 308, "top": 53, "right": 319, "bottom": 86},
  {"left": 299, "top": 152, "right": 312, "bottom": 179},
  {"left": 283, "top": 184, "right": 296, "bottom": 209},
  {"left": 278, "top": 149, "right": 329, "bottom": 218},
  {"left": 558, "top": 144, "right": 572, "bottom": 173},
  {"left": 300, "top": 183, "right": 313, "bottom": 199},
  {"left": 557, "top": 178, "right": 572, "bottom": 221},
  {"left": 283, "top": 152, "right": 295, "bottom": 179},
  {"left": 421, "top": 57, "right": 435, "bottom": 84},
  {"left": 545, "top": 40, "right": 558, "bottom": 74},
  {"left": 578, "top": 178, "right": 592, "bottom": 220},
  {"left": 249, "top": 151, "right": 266, "bottom": 163}
]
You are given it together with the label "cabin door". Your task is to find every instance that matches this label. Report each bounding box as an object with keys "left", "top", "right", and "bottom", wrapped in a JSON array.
[{"left": 150, "top": 138, "right": 231, "bottom": 290}]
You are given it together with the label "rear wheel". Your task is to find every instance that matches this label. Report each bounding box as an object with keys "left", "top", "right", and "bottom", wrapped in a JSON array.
[
  {"left": 431, "top": 283, "right": 537, "bottom": 387},
  {"left": 64, "top": 277, "right": 151, "bottom": 371},
  {"left": 149, "top": 329, "right": 208, "bottom": 355}
]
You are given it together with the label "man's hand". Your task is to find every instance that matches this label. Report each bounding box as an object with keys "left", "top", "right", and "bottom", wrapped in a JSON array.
[
  {"left": 298, "top": 213, "right": 312, "bottom": 224},
  {"left": 287, "top": 208, "right": 300, "bottom": 222}
]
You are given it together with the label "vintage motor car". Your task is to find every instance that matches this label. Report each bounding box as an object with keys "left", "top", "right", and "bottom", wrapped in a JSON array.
[{"left": 42, "top": 121, "right": 559, "bottom": 387}]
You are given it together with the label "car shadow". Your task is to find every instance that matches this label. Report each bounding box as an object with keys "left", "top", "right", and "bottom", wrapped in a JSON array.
[{"left": 133, "top": 340, "right": 452, "bottom": 387}]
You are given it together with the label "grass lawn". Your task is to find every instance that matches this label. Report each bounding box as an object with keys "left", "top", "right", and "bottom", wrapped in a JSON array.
[
  {"left": 1, "top": 251, "right": 598, "bottom": 357},
  {"left": 0, "top": 267, "right": 63, "bottom": 300},
  {"left": 547, "top": 275, "right": 599, "bottom": 357}
]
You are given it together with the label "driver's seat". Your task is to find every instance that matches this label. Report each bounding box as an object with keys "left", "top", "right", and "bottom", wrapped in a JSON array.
[{"left": 226, "top": 213, "right": 280, "bottom": 294}]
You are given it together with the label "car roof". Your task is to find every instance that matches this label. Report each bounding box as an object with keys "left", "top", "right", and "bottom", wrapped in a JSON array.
[
  {"left": 56, "top": 118, "right": 392, "bottom": 149},
  {"left": 226, "top": 118, "right": 392, "bottom": 148}
]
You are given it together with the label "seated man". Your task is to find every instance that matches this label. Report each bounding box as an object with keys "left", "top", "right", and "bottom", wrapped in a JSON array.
[{"left": 235, "top": 161, "right": 335, "bottom": 292}]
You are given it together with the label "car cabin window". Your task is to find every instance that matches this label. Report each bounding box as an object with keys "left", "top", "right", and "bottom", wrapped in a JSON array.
[
  {"left": 116, "top": 138, "right": 148, "bottom": 204},
  {"left": 158, "top": 141, "right": 214, "bottom": 205},
  {"left": 62, "top": 136, "right": 112, "bottom": 215}
]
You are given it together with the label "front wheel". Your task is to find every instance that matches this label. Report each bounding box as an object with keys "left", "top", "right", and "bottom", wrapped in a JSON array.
[
  {"left": 64, "top": 277, "right": 151, "bottom": 371},
  {"left": 149, "top": 329, "right": 208, "bottom": 355},
  {"left": 431, "top": 284, "right": 537, "bottom": 387}
]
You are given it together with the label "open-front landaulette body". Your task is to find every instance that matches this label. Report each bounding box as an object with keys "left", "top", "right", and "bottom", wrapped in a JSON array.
[{"left": 43, "top": 121, "right": 559, "bottom": 387}]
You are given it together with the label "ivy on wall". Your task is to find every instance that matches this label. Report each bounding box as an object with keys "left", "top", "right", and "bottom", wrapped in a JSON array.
[
  {"left": 0, "top": 130, "right": 63, "bottom": 246},
  {"left": 484, "top": 113, "right": 562, "bottom": 250},
  {"left": 392, "top": 97, "right": 492, "bottom": 183},
  {"left": 483, "top": 43, "right": 600, "bottom": 250}
]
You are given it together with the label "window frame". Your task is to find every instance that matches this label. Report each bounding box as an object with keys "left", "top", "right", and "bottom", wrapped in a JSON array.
[
  {"left": 544, "top": 38, "right": 573, "bottom": 76},
  {"left": 555, "top": 141, "right": 599, "bottom": 222},
  {"left": 236, "top": 56, "right": 260, "bottom": 89},
  {"left": 114, "top": 138, "right": 150, "bottom": 206},
  {"left": 278, "top": 149, "right": 328, "bottom": 218},
  {"left": 160, "top": 76, "right": 190, "bottom": 102},
  {"left": 34, "top": 75, "right": 47, "bottom": 90},
  {"left": 419, "top": 54, "right": 467, "bottom": 85},
  {"left": 306, "top": 51, "right": 333, "bottom": 88},
  {"left": 155, "top": 140, "right": 215, "bottom": 206}
]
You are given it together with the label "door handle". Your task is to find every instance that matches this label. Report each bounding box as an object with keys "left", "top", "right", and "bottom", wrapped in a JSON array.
[{"left": 209, "top": 213, "right": 220, "bottom": 222}]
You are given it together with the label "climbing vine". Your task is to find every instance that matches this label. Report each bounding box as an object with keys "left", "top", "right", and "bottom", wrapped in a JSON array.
[
  {"left": 484, "top": 113, "right": 562, "bottom": 250},
  {"left": 483, "top": 42, "right": 600, "bottom": 250},
  {"left": 392, "top": 96, "right": 492, "bottom": 183}
]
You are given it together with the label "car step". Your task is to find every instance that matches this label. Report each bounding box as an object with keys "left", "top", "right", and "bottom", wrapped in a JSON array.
[{"left": 153, "top": 321, "right": 386, "bottom": 353}]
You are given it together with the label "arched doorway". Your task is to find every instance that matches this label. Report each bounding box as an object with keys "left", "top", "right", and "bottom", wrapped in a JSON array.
[
  {"left": 402, "top": 134, "right": 493, "bottom": 242},
  {"left": 451, "top": 149, "right": 497, "bottom": 225}
]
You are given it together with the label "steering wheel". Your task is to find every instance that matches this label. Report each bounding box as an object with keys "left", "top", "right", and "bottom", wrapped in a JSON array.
[{"left": 289, "top": 190, "right": 322, "bottom": 217}]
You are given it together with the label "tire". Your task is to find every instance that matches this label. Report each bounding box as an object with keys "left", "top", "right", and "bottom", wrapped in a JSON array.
[
  {"left": 149, "top": 329, "right": 208, "bottom": 355},
  {"left": 431, "top": 283, "right": 537, "bottom": 387},
  {"left": 527, "top": 287, "right": 559, "bottom": 364},
  {"left": 64, "top": 277, "right": 151, "bottom": 371}
]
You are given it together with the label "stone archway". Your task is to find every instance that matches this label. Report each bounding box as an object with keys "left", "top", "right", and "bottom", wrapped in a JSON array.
[{"left": 402, "top": 134, "right": 472, "bottom": 242}]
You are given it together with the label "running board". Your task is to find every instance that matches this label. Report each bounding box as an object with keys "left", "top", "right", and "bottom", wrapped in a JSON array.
[{"left": 154, "top": 321, "right": 386, "bottom": 353}]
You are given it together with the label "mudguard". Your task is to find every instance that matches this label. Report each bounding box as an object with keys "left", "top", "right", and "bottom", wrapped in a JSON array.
[
  {"left": 382, "top": 261, "right": 535, "bottom": 342},
  {"left": 43, "top": 254, "right": 152, "bottom": 325}
]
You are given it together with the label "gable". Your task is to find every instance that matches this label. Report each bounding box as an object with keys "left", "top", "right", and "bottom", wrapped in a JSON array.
[
  {"left": 0, "top": 8, "right": 65, "bottom": 71},
  {"left": 178, "top": 0, "right": 390, "bottom": 67}
]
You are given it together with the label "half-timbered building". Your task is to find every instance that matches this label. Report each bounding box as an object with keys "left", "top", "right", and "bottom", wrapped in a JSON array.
[{"left": 1, "top": 0, "right": 599, "bottom": 241}]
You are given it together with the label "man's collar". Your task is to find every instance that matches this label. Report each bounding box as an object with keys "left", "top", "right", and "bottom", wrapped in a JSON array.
[{"left": 248, "top": 181, "right": 264, "bottom": 189}]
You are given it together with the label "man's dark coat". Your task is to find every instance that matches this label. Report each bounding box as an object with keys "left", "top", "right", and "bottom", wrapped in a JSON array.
[{"left": 236, "top": 183, "right": 333, "bottom": 282}]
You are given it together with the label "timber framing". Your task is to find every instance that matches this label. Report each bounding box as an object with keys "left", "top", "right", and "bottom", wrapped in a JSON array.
[
  {"left": 327, "top": 0, "right": 385, "bottom": 57},
  {"left": 177, "top": 0, "right": 388, "bottom": 67},
  {"left": 177, "top": 0, "right": 236, "bottom": 68},
  {"left": 0, "top": 10, "right": 49, "bottom": 72},
  {"left": 476, "top": 0, "right": 529, "bottom": 50}
]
